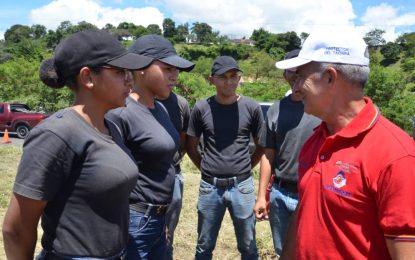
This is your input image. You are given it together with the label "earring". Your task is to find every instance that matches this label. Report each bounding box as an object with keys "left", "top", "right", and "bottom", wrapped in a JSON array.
[{"left": 140, "top": 71, "right": 144, "bottom": 75}]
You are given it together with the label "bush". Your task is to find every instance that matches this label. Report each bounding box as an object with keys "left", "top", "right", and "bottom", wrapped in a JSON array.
[
  {"left": 0, "top": 57, "right": 72, "bottom": 111},
  {"left": 382, "top": 93, "right": 415, "bottom": 134},
  {"left": 238, "top": 78, "right": 288, "bottom": 102},
  {"left": 365, "top": 65, "right": 406, "bottom": 108},
  {"left": 175, "top": 72, "right": 214, "bottom": 107}
]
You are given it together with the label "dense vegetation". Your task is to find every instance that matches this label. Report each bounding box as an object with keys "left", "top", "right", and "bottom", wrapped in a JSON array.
[{"left": 0, "top": 20, "right": 414, "bottom": 133}]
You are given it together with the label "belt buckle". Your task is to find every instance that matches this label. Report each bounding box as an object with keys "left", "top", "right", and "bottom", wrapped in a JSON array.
[
  {"left": 220, "top": 178, "right": 233, "bottom": 187},
  {"left": 218, "top": 178, "right": 230, "bottom": 187},
  {"left": 156, "top": 206, "right": 163, "bottom": 214}
]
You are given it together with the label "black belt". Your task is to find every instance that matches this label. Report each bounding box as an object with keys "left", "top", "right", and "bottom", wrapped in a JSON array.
[
  {"left": 129, "top": 202, "right": 168, "bottom": 216},
  {"left": 41, "top": 250, "right": 124, "bottom": 260},
  {"left": 274, "top": 176, "right": 297, "bottom": 193},
  {"left": 202, "top": 172, "right": 251, "bottom": 187}
]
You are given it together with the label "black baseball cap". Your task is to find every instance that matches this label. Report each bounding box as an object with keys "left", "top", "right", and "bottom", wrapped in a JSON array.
[
  {"left": 129, "top": 34, "right": 195, "bottom": 72},
  {"left": 283, "top": 49, "right": 300, "bottom": 72},
  {"left": 285, "top": 49, "right": 300, "bottom": 59},
  {"left": 39, "top": 30, "right": 152, "bottom": 88},
  {"left": 54, "top": 30, "right": 151, "bottom": 78},
  {"left": 211, "top": 56, "right": 241, "bottom": 76}
]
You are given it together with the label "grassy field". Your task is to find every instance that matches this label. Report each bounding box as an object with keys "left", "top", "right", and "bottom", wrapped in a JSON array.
[{"left": 0, "top": 145, "right": 276, "bottom": 259}]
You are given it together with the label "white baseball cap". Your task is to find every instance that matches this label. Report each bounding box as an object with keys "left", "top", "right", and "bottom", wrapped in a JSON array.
[{"left": 276, "top": 28, "right": 369, "bottom": 70}]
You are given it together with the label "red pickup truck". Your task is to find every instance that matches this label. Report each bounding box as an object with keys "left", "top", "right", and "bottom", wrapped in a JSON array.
[{"left": 0, "top": 102, "right": 48, "bottom": 139}]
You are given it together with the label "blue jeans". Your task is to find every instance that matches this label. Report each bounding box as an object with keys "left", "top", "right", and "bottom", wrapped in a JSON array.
[
  {"left": 165, "top": 172, "right": 184, "bottom": 260},
  {"left": 268, "top": 183, "right": 298, "bottom": 256},
  {"left": 125, "top": 209, "right": 166, "bottom": 260},
  {"left": 195, "top": 176, "right": 258, "bottom": 260}
]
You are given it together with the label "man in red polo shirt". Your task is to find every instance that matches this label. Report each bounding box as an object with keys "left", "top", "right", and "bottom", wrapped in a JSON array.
[{"left": 275, "top": 28, "right": 415, "bottom": 259}]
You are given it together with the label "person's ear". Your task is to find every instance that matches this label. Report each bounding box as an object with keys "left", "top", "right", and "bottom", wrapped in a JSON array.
[
  {"left": 79, "top": 67, "right": 94, "bottom": 89},
  {"left": 326, "top": 67, "right": 338, "bottom": 86},
  {"left": 208, "top": 75, "right": 214, "bottom": 85}
]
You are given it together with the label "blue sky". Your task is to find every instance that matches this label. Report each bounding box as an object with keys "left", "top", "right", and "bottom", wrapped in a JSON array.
[{"left": 1, "top": 0, "right": 415, "bottom": 41}]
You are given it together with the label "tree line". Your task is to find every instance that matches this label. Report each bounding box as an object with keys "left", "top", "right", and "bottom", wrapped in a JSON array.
[{"left": 0, "top": 19, "right": 414, "bottom": 133}]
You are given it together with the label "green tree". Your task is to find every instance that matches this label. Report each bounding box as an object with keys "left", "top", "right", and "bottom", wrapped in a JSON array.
[
  {"left": 4, "top": 38, "right": 45, "bottom": 60},
  {"left": 0, "top": 57, "right": 72, "bottom": 110},
  {"left": 368, "top": 49, "right": 383, "bottom": 65},
  {"left": 4, "top": 24, "right": 31, "bottom": 44},
  {"left": 251, "top": 30, "right": 300, "bottom": 54},
  {"left": 241, "top": 51, "right": 278, "bottom": 80},
  {"left": 174, "top": 23, "right": 189, "bottom": 43},
  {"left": 380, "top": 42, "right": 401, "bottom": 63},
  {"left": 300, "top": 32, "right": 309, "bottom": 43},
  {"left": 103, "top": 23, "right": 115, "bottom": 30},
  {"left": 147, "top": 24, "right": 162, "bottom": 35},
  {"left": 401, "top": 57, "right": 415, "bottom": 72},
  {"left": 279, "top": 31, "right": 301, "bottom": 51},
  {"left": 44, "top": 29, "right": 63, "bottom": 49},
  {"left": 108, "top": 28, "right": 130, "bottom": 41},
  {"left": 56, "top": 21, "right": 74, "bottom": 35},
  {"left": 178, "top": 45, "right": 217, "bottom": 60},
  {"left": 30, "top": 24, "right": 47, "bottom": 39},
  {"left": 382, "top": 94, "right": 415, "bottom": 134},
  {"left": 396, "top": 32, "right": 415, "bottom": 58},
  {"left": 268, "top": 47, "right": 285, "bottom": 60},
  {"left": 117, "top": 22, "right": 131, "bottom": 30},
  {"left": 365, "top": 64, "right": 406, "bottom": 108},
  {"left": 191, "top": 22, "right": 217, "bottom": 44},
  {"left": 117, "top": 22, "right": 137, "bottom": 38},
  {"left": 250, "top": 28, "right": 271, "bottom": 51},
  {"left": 72, "top": 21, "right": 98, "bottom": 33},
  {"left": 132, "top": 25, "right": 149, "bottom": 38},
  {"left": 363, "top": 29, "right": 386, "bottom": 48},
  {"left": 163, "top": 18, "right": 176, "bottom": 39}
]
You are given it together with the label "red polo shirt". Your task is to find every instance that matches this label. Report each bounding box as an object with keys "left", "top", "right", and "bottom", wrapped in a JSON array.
[{"left": 297, "top": 97, "right": 415, "bottom": 259}]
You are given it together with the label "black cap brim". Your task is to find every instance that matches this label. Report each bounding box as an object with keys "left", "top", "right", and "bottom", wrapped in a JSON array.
[
  {"left": 107, "top": 53, "right": 153, "bottom": 70},
  {"left": 160, "top": 55, "right": 195, "bottom": 72},
  {"left": 214, "top": 66, "right": 242, "bottom": 76}
]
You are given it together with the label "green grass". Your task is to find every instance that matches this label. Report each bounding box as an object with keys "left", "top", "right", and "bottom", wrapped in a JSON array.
[{"left": 0, "top": 146, "right": 276, "bottom": 259}]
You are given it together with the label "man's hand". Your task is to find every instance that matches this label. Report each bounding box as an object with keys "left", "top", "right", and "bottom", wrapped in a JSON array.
[{"left": 254, "top": 197, "right": 269, "bottom": 221}]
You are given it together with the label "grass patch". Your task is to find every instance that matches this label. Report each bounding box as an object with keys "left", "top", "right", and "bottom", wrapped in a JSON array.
[
  {"left": 0, "top": 146, "right": 23, "bottom": 259},
  {"left": 0, "top": 146, "right": 21, "bottom": 209},
  {"left": 0, "top": 148, "right": 276, "bottom": 259}
]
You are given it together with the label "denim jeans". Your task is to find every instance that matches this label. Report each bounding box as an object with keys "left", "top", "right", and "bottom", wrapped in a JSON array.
[
  {"left": 165, "top": 172, "right": 184, "bottom": 260},
  {"left": 195, "top": 176, "right": 258, "bottom": 260},
  {"left": 268, "top": 183, "right": 298, "bottom": 256},
  {"left": 125, "top": 209, "right": 166, "bottom": 260}
]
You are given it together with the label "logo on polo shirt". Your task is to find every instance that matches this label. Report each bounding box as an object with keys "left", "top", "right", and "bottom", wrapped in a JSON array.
[
  {"left": 333, "top": 171, "right": 346, "bottom": 188},
  {"left": 335, "top": 160, "right": 359, "bottom": 174}
]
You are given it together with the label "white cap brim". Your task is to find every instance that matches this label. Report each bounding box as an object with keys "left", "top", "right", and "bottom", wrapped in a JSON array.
[{"left": 275, "top": 57, "right": 312, "bottom": 70}]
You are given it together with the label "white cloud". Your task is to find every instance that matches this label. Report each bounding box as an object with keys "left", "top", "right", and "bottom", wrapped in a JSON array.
[
  {"left": 163, "top": 0, "right": 357, "bottom": 38},
  {"left": 24, "top": 0, "right": 415, "bottom": 42},
  {"left": 29, "top": 0, "right": 164, "bottom": 30},
  {"left": 360, "top": 3, "right": 415, "bottom": 41}
]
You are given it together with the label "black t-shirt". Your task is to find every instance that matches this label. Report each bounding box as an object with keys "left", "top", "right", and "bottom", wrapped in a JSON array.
[
  {"left": 157, "top": 93, "right": 190, "bottom": 171},
  {"left": 13, "top": 108, "right": 138, "bottom": 257},
  {"left": 187, "top": 96, "right": 263, "bottom": 177},
  {"left": 106, "top": 96, "right": 179, "bottom": 205},
  {"left": 259, "top": 95, "right": 320, "bottom": 182}
]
